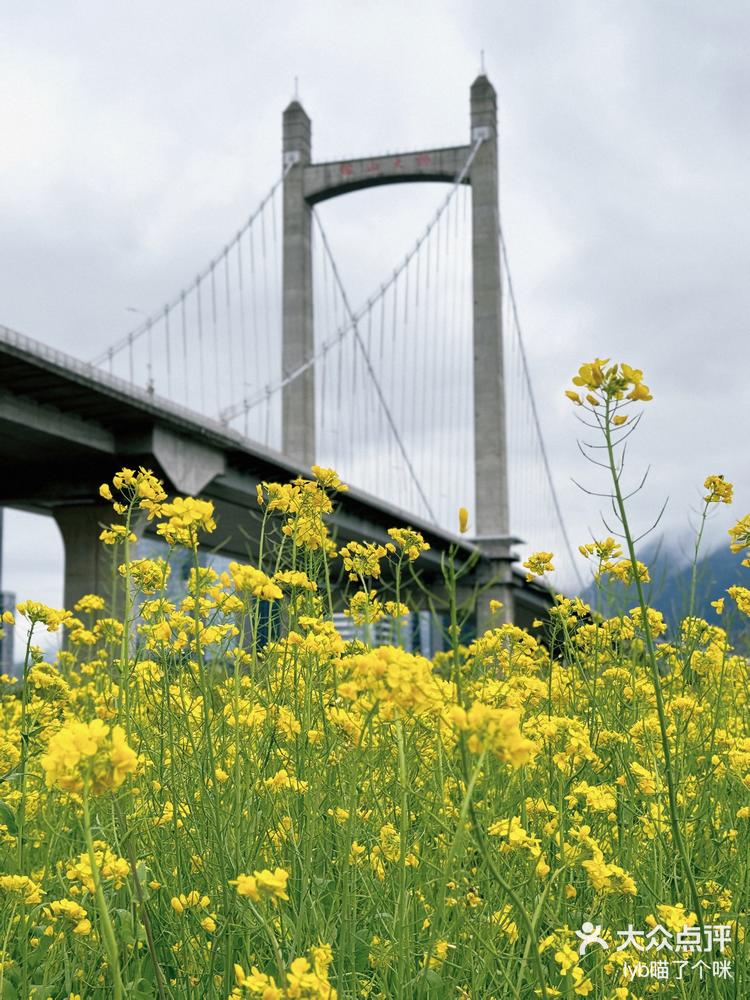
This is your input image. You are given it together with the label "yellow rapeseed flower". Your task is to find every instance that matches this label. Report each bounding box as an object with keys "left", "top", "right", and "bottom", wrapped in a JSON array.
[
  {"left": 567, "top": 359, "right": 652, "bottom": 406},
  {"left": 523, "top": 551, "right": 555, "bottom": 582},
  {"left": 43, "top": 898, "right": 91, "bottom": 936},
  {"left": 41, "top": 719, "right": 137, "bottom": 795},
  {"left": 0, "top": 874, "right": 44, "bottom": 905},
  {"left": 157, "top": 496, "right": 216, "bottom": 547},
  {"left": 458, "top": 507, "right": 469, "bottom": 534},
  {"left": 16, "top": 601, "right": 73, "bottom": 632},
  {"left": 704, "top": 474, "right": 733, "bottom": 504},
  {"left": 339, "top": 541, "right": 388, "bottom": 581},
  {"left": 229, "top": 562, "right": 283, "bottom": 601},
  {"left": 230, "top": 867, "right": 289, "bottom": 903},
  {"left": 387, "top": 526, "right": 430, "bottom": 561},
  {"left": 311, "top": 465, "right": 348, "bottom": 492}
]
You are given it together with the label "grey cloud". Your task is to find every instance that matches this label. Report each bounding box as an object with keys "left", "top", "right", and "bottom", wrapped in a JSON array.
[{"left": 1, "top": 0, "right": 748, "bottom": 616}]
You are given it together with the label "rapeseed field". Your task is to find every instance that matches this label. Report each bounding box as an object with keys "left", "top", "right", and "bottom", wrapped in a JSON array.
[{"left": 1, "top": 361, "right": 747, "bottom": 998}]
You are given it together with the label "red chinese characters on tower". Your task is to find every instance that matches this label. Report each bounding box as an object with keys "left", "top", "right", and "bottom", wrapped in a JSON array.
[
  {"left": 339, "top": 163, "right": 354, "bottom": 177},
  {"left": 416, "top": 153, "right": 432, "bottom": 167}
]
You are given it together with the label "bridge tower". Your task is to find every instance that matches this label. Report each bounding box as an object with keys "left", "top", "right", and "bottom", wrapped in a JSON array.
[{"left": 281, "top": 76, "right": 514, "bottom": 623}]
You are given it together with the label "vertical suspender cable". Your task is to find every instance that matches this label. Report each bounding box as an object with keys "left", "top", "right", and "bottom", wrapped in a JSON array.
[
  {"left": 164, "top": 306, "right": 171, "bottom": 399},
  {"left": 499, "top": 228, "right": 584, "bottom": 591},
  {"left": 146, "top": 318, "right": 153, "bottom": 392},
  {"left": 180, "top": 291, "right": 188, "bottom": 405},
  {"left": 224, "top": 248, "right": 234, "bottom": 408},
  {"left": 210, "top": 263, "right": 220, "bottom": 412},
  {"left": 313, "top": 210, "right": 437, "bottom": 523},
  {"left": 196, "top": 277, "right": 206, "bottom": 413}
]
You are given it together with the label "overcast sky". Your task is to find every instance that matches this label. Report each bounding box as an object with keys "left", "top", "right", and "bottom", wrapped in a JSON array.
[{"left": 1, "top": 1, "right": 748, "bottom": 650}]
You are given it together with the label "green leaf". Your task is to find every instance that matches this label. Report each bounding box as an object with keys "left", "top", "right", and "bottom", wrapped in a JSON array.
[
  {"left": 0, "top": 800, "right": 17, "bottom": 835},
  {"left": 421, "top": 969, "right": 444, "bottom": 993},
  {"left": 114, "top": 907, "right": 135, "bottom": 948},
  {"left": 125, "top": 977, "right": 157, "bottom": 1000}
]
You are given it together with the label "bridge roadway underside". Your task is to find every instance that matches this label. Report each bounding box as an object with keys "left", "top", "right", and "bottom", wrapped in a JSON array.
[{"left": 0, "top": 328, "right": 552, "bottom": 634}]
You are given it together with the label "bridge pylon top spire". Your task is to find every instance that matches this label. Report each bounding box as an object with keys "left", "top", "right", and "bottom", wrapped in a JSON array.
[{"left": 470, "top": 73, "right": 497, "bottom": 136}]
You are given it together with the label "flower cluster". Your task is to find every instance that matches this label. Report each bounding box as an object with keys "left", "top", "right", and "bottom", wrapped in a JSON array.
[
  {"left": 311, "top": 465, "right": 348, "bottom": 492},
  {"left": 566, "top": 359, "right": 653, "bottom": 409},
  {"left": 704, "top": 473, "right": 733, "bottom": 505},
  {"left": 258, "top": 474, "right": 340, "bottom": 553},
  {"left": 16, "top": 601, "right": 73, "bottom": 632},
  {"left": 386, "top": 526, "right": 430, "bottom": 561},
  {"left": 232, "top": 944, "right": 336, "bottom": 999},
  {"left": 41, "top": 718, "right": 137, "bottom": 794},
  {"left": 230, "top": 867, "right": 290, "bottom": 904},
  {"left": 100, "top": 466, "right": 167, "bottom": 519},
  {"left": 43, "top": 898, "right": 92, "bottom": 936},
  {"left": 0, "top": 873, "right": 45, "bottom": 905},
  {"left": 522, "top": 550, "right": 555, "bottom": 582},
  {"left": 578, "top": 536, "right": 622, "bottom": 562},
  {"left": 157, "top": 496, "right": 216, "bottom": 547},
  {"left": 66, "top": 842, "right": 130, "bottom": 893},
  {"left": 729, "top": 513, "right": 750, "bottom": 566},
  {"left": 339, "top": 541, "right": 389, "bottom": 581},
  {"left": 449, "top": 702, "right": 537, "bottom": 767},
  {"left": 229, "top": 562, "right": 283, "bottom": 601}
]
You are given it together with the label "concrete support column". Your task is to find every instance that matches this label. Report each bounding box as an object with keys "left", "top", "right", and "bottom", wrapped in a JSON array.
[
  {"left": 54, "top": 504, "right": 115, "bottom": 613},
  {"left": 475, "top": 557, "right": 515, "bottom": 634},
  {"left": 470, "top": 75, "right": 514, "bottom": 629},
  {"left": 281, "top": 101, "right": 315, "bottom": 467}
]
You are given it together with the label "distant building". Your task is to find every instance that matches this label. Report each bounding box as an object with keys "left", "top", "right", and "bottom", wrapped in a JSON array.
[
  {"left": 139, "top": 536, "right": 445, "bottom": 658},
  {"left": 0, "top": 590, "right": 15, "bottom": 676},
  {"left": 333, "top": 610, "right": 443, "bottom": 658},
  {"left": 334, "top": 613, "right": 397, "bottom": 648}
]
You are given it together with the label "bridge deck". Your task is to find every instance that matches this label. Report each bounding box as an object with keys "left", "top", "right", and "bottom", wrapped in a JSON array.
[{"left": 0, "top": 324, "right": 552, "bottom": 626}]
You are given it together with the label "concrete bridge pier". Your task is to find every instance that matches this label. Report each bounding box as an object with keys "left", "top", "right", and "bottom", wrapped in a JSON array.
[
  {"left": 474, "top": 553, "right": 516, "bottom": 634},
  {"left": 54, "top": 504, "right": 117, "bottom": 614},
  {"left": 51, "top": 428, "right": 228, "bottom": 614}
]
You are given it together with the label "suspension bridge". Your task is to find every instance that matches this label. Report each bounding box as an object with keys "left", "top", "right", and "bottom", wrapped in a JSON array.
[{"left": 0, "top": 74, "right": 582, "bottom": 635}]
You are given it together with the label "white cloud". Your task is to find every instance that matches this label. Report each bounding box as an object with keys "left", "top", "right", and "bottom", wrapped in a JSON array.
[{"left": 1, "top": 0, "right": 748, "bottom": 614}]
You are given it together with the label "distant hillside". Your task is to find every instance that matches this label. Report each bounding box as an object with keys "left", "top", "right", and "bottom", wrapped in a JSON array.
[{"left": 581, "top": 537, "right": 750, "bottom": 644}]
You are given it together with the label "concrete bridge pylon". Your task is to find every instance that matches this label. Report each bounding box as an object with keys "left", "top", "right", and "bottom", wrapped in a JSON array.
[{"left": 280, "top": 75, "right": 514, "bottom": 624}]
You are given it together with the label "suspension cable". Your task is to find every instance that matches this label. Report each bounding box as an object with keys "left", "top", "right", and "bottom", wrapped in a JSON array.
[
  {"left": 499, "top": 227, "right": 585, "bottom": 591},
  {"left": 91, "top": 163, "right": 294, "bottom": 366},
  {"left": 219, "top": 136, "right": 484, "bottom": 426}
]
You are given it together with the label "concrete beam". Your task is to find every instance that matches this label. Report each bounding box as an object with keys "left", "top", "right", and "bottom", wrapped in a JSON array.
[
  {"left": 208, "top": 467, "right": 479, "bottom": 575},
  {"left": 151, "top": 427, "right": 226, "bottom": 495},
  {"left": 303, "top": 145, "right": 471, "bottom": 204},
  {"left": 0, "top": 389, "right": 114, "bottom": 453}
]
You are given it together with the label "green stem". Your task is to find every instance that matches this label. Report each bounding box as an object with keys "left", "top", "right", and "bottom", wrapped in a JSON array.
[
  {"left": 688, "top": 502, "right": 710, "bottom": 623},
  {"left": 113, "top": 799, "right": 169, "bottom": 1000},
  {"left": 16, "top": 625, "right": 35, "bottom": 1000},
  {"left": 120, "top": 503, "right": 134, "bottom": 740},
  {"left": 16, "top": 625, "right": 34, "bottom": 871},
  {"left": 601, "top": 401, "right": 718, "bottom": 999},
  {"left": 395, "top": 720, "right": 410, "bottom": 996},
  {"left": 445, "top": 553, "right": 549, "bottom": 1000},
  {"left": 82, "top": 786, "right": 124, "bottom": 1000}
]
